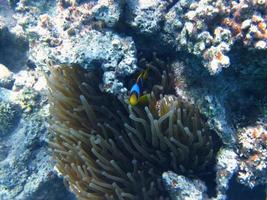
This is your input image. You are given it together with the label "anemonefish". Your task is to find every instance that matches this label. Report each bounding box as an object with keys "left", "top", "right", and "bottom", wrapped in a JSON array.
[{"left": 129, "top": 67, "right": 150, "bottom": 106}]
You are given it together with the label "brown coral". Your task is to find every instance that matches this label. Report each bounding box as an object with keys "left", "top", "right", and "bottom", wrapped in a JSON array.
[
  {"left": 221, "top": 18, "right": 242, "bottom": 36},
  {"left": 46, "top": 63, "right": 214, "bottom": 199}
]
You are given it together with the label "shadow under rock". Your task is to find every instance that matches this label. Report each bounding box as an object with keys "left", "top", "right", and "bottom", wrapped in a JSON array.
[{"left": 0, "top": 26, "right": 29, "bottom": 72}]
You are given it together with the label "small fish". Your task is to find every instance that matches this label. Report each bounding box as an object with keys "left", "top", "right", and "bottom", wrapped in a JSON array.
[{"left": 129, "top": 67, "right": 150, "bottom": 106}]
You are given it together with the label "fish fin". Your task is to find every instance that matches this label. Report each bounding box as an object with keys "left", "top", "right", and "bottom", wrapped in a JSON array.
[
  {"left": 137, "top": 94, "right": 150, "bottom": 106},
  {"left": 142, "top": 65, "right": 151, "bottom": 80}
]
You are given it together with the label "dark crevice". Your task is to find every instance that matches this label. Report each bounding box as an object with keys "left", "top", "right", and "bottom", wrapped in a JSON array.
[
  {"left": 113, "top": 1, "right": 176, "bottom": 57},
  {"left": 0, "top": 27, "right": 29, "bottom": 72}
]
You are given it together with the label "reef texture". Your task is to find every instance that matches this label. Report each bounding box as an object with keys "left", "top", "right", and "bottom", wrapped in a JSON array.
[
  {"left": 13, "top": 0, "right": 137, "bottom": 94},
  {"left": 0, "top": 114, "right": 70, "bottom": 200},
  {"left": 160, "top": 0, "right": 267, "bottom": 74},
  {"left": 162, "top": 171, "right": 208, "bottom": 200},
  {"left": 236, "top": 121, "right": 267, "bottom": 188},
  {"left": 0, "top": 100, "right": 19, "bottom": 136},
  {"left": 170, "top": 59, "right": 236, "bottom": 145},
  {"left": 0, "top": 82, "right": 73, "bottom": 200},
  {"left": 122, "top": 0, "right": 267, "bottom": 74},
  {"left": 46, "top": 63, "right": 214, "bottom": 199},
  {"left": 214, "top": 148, "right": 238, "bottom": 200},
  {"left": 124, "top": 0, "right": 168, "bottom": 35},
  {"left": 0, "top": 64, "right": 14, "bottom": 89},
  {"left": 0, "top": 12, "right": 74, "bottom": 199}
]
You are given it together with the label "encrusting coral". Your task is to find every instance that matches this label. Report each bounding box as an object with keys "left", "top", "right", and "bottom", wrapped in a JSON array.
[
  {"left": 236, "top": 121, "right": 267, "bottom": 188},
  {"left": 46, "top": 61, "right": 214, "bottom": 199},
  {"left": 0, "top": 100, "right": 19, "bottom": 136}
]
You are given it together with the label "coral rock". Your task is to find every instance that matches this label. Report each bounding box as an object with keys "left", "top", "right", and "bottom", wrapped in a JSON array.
[
  {"left": 0, "top": 64, "right": 14, "bottom": 89},
  {"left": 125, "top": 0, "right": 168, "bottom": 35},
  {"left": 0, "top": 100, "right": 19, "bottom": 136},
  {"left": 91, "top": 0, "right": 122, "bottom": 28},
  {"left": 214, "top": 148, "right": 238, "bottom": 200},
  {"left": 237, "top": 122, "right": 267, "bottom": 188},
  {"left": 162, "top": 171, "right": 208, "bottom": 200}
]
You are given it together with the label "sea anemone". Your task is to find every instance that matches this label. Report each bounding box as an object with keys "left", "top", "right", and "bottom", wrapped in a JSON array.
[{"left": 46, "top": 62, "right": 214, "bottom": 199}]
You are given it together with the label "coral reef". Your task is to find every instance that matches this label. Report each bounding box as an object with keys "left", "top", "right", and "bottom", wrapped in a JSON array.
[
  {"left": 170, "top": 59, "right": 236, "bottom": 145},
  {"left": 0, "top": 13, "right": 72, "bottom": 197},
  {"left": 214, "top": 148, "right": 238, "bottom": 200},
  {"left": 170, "top": 46, "right": 267, "bottom": 143},
  {"left": 162, "top": 171, "right": 208, "bottom": 200},
  {"left": 0, "top": 113, "right": 74, "bottom": 200},
  {"left": 1, "top": 0, "right": 267, "bottom": 199},
  {"left": 0, "top": 64, "right": 14, "bottom": 89},
  {"left": 12, "top": 0, "right": 137, "bottom": 94},
  {"left": 161, "top": 0, "right": 267, "bottom": 74},
  {"left": 169, "top": 53, "right": 266, "bottom": 195},
  {"left": 0, "top": 100, "right": 19, "bottom": 136},
  {"left": 236, "top": 121, "right": 267, "bottom": 188},
  {"left": 124, "top": 0, "right": 168, "bottom": 35},
  {"left": 91, "top": 0, "right": 122, "bottom": 28},
  {"left": 30, "top": 27, "right": 137, "bottom": 94},
  {"left": 46, "top": 63, "right": 214, "bottom": 199},
  {"left": 18, "top": 87, "right": 39, "bottom": 113}
]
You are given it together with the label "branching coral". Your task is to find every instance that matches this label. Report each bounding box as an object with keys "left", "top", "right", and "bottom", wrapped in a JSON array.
[
  {"left": 46, "top": 63, "right": 214, "bottom": 199},
  {"left": 163, "top": 0, "right": 267, "bottom": 74}
]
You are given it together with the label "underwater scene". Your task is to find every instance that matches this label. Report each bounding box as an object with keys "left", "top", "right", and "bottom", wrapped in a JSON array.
[{"left": 0, "top": 0, "right": 267, "bottom": 200}]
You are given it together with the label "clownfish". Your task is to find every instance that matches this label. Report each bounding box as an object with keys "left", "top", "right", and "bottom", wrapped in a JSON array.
[{"left": 129, "top": 67, "right": 150, "bottom": 106}]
